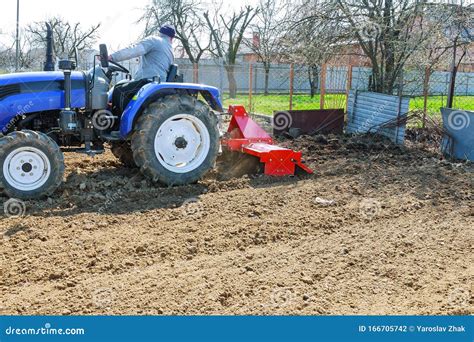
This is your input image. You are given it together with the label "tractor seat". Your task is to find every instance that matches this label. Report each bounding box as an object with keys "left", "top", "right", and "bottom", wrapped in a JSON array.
[
  {"left": 166, "top": 65, "right": 178, "bottom": 82},
  {"left": 112, "top": 64, "right": 183, "bottom": 113},
  {"left": 111, "top": 78, "right": 151, "bottom": 114},
  {"left": 166, "top": 64, "right": 183, "bottom": 83}
]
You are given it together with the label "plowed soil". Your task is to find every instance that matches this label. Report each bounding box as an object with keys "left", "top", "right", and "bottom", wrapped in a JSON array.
[{"left": 1, "top": 134, "right": 472, "bottom": 315}]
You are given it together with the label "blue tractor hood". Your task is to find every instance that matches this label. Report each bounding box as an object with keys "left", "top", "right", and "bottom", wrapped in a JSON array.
[
  {"left": 0, "top": 71, "right": 87, "bottom": 133},
  {"left": 0, "top": 71, "right": 82, "bottom": 86}
]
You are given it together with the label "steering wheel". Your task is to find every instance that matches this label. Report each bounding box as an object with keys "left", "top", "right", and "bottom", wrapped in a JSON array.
[
  {"left": 99, "top": 43, "right": 130, "bottom": 75},
  {"left": 109, "top": 60, "right": 130, "bottom": 74}
]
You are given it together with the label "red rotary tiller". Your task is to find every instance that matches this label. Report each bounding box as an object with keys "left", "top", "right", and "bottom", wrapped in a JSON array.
[{"left": 221, "top": 105, "right": 313, "bottom": 176}]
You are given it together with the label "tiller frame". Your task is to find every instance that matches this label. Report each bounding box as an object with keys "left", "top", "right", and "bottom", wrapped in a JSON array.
[{"left": 221, "top": 105, "right": 313, "bottom": 176}]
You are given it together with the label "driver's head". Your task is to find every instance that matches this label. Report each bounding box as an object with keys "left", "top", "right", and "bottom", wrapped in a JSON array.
[{"left": 159, "top": 24, "right": 176, "bottom": 41}]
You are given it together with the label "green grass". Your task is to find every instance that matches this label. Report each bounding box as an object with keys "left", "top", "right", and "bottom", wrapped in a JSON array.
[
  {"left": 223, "top": 93, "right": 474, "bottom": 117},
  {"left": 409, "top": 95, "right": 474, "bottom": 114},
  {"left": 223, "top": 94, "right": 346, "bottom": 115}
]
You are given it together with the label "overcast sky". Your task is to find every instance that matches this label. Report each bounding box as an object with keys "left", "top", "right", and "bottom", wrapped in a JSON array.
[{"left": 0, "top": 0, "right": 255, "bottom": 52}]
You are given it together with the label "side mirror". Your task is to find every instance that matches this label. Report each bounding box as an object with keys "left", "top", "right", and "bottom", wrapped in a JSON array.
[{"left": 99, "top": 44, "right": 109, "bottom": 68}]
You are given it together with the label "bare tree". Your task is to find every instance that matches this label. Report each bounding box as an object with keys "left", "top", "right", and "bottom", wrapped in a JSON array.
[
  {"left": 247, "top": 0, "right": 289, "bottom": 95},
  {"left": 0, "top": 30, "right": 36, "bottom": 71},
  {"left": 281, "top": 0, "right": 341, "bottom": 97},
  {"left": 403, "top": 4, "right": 453, "bottom": 98},
  {"left": 320, "top": 0, "right": 471, "bottom": 95},
  {"left": 0, "top": 45, "right": 16, "bottom": 72},
  {"left": 27, "top": 17, "right": 100, "bottom": 60},
  {"left": 204, "top": 5, "right": 259, "bottom": 98},
  {"left": 139, "top": 0, "right": 211, "bottom": 63},
  {"left": 409, "top": 2, "right": 472, "bottom": 79},
  {"left": 302, "top": 0, "right": 423, "bottom": 94}
]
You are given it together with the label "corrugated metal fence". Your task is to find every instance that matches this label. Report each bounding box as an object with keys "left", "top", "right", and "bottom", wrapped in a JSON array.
[
  {"left": 346, "top": 91, "right": 410, "bottom": 144},
  {"left": 115, "top": 58, "right": 474, "bottom": 96}
]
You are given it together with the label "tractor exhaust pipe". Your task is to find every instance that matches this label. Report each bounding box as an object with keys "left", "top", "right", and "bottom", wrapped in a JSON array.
[
  {"left": 58, "top": 59, "right": 77, "bottom": 132},
  {"left": 43, "top": 22, "right": 55, "bottom": 71}
]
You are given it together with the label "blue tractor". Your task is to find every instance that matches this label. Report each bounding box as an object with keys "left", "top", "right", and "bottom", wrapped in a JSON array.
[{"left": 0, "top": 44, "right": 223, "bottom": 199}]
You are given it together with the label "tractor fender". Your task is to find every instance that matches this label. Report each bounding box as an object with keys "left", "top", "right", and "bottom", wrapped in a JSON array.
[{"left": 119, "top": 82, "right": 223, "bottom": 138}]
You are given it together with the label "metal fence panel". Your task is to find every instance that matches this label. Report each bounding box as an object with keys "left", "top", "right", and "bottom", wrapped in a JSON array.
[
  {"left": 7, "top": 54, "right": 474, "bottom": 97},
  {"left": 346, "top": 91, "right": 410, "bottom": 144}
]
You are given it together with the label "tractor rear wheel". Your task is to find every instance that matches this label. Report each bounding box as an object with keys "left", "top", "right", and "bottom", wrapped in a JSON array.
[
  {"left": 0, "top": 130, "right": 64, "bottom": 199},
  {"left": 131, "top": 95, "right": 219, "bottom": 186},
  {"left": 111, "top": 142, "right": 136, "bottom": 167}
]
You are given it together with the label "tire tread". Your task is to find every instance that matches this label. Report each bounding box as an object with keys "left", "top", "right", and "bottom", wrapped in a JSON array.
[{"left": 0, "top": 130, "right": 64, "bottom": 199}]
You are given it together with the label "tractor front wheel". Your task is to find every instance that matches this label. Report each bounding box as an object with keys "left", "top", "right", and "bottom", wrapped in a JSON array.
[
  {"left": 0, "top": 130, "right": 65, "bottom": 199},
  {"left": 131, "top": 95, "right": 219, "bottom": 186}
]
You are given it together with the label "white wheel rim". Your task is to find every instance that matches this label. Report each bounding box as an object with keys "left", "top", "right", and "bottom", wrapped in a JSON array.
[
  {"left": 3, "top": 147, "right": 51, "bottom": 191},
  {"left": 154, "top": 114, "right": 211, "bottom": 174}
]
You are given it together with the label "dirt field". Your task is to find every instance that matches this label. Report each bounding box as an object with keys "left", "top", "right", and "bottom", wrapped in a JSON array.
[{"left": 0, "top": 133, "right": 472, "bottom": 315}]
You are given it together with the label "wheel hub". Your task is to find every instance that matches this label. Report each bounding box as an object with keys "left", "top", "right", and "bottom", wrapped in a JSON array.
[
  {"left": 22, "top": 163, "right": 33, "bottom": 173},
  {"left": 154, "top": 114, "right": 211, "bottom": 174},
  {"left": 3, "top": 147, "right": 51, "bottom": 191},
  {"left": 174, "top": 136, "right": 188, "bottom": 149}
]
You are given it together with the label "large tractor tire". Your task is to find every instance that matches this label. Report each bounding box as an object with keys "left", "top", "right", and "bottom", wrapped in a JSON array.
[
  {"left": 131, "top": 95, "right": 219, "bottom": 186},
  {"left": 111, "top": 142, "right": 137, "bottom": 168},
  {"left": 0, "top": 130, "right": 65, "bottom": 200}
]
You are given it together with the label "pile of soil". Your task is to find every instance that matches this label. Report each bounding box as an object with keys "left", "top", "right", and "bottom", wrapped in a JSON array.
[{"left": 0, "top": 134, "right": 472, "bottom": 315}]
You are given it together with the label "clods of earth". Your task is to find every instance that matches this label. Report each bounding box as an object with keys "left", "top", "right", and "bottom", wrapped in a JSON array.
[{"left": 1, "top": 133, "right": 472, "bottom": 315}]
